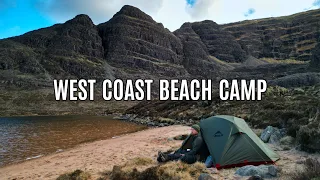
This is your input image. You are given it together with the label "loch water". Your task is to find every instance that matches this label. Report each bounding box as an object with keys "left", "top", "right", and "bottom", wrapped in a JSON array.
[{"left": 0, "top": 115, "right": 146, "bottom": 167}]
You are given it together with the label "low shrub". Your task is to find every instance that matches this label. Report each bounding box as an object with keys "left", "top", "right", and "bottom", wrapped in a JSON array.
[
  {"left": 106, "top": 161, "right": 208, "bottom": 180},
  {"left": 291, "top": 158, "right": 320, "bottom": 180},
  {"left": 56, "top": 170, "right": 91, "bottom": 180}
]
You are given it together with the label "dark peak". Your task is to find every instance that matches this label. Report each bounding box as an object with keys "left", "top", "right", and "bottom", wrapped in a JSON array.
[
  {"left": 157, "top": 23, "right": 164, "bottom": 29},
  {"left": 114, "top": 5, "right": 154, "bottom": 22},
  {"left": 174, "top": 23, "right": 193, "bottom": 35},
  {"left": 191, "top": 20, "right": 220, "bottom": 29},
  {"left": 195, "top": 20, "right": 219, "bottom": 26},
  {"left": 179, "top": 22, "right": 193, "bottom": 29},
  {"left": 120, "top": 5, "right": 139, "bottom": 11},
  {"left": 66, "top": 14, "right": 95, "bottom": 27},
  {"left": 202, "top": 20, "right": 217, "bottom": 24}
]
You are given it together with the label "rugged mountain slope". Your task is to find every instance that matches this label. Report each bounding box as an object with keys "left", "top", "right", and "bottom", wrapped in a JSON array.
[
  {"left": 174, "top": 22, "right": 232, "bottom": 79},
  {"left": 14, "top": 14, "right": 104, "bottom": 58},
  {"left": 311, "top": 42, "right": 320, "bottom": 68},
  {"left": 1, "top": 5, "right": 320, "bottom": 117},
  {"left": 179, "top": 20, "right": 247, "bottom": 63},
  {"left": 222, "top": 9, "right": 320, "bottom": 61},
  {"left": 98, "top": 5, "right": 183, "bottom": 65},
  {"left": 0, "top": 14, "right": 113, "bottom": 88},
  {"left": 0, "top": 5, "right": 320, "bottom": 90},
  {"left": 97, "top": 5, "right": 189, "bottom": 79}
]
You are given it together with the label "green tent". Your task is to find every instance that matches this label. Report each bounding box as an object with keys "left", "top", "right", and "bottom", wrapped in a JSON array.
[{"left": 200, "top": 115, "right": 280, "bottom": 169}]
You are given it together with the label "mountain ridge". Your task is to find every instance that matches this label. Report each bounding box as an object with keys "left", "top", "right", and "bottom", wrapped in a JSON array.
[{"left": 0, "top": 5, "right": 319, "bottom": 90}]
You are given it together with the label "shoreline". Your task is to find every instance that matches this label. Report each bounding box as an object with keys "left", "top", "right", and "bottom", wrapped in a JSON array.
[
  {"left": 0, "top": 125, "right": 190, "bottom": 180},
  {"left": 0, "top": 125, "right": 151, "bottom": 169},
  {"left": 0, "top": 113, "right": 179, "bottom": 128},
  {"left": 0, "top": 114, "right": 149, "bottom": 169}
]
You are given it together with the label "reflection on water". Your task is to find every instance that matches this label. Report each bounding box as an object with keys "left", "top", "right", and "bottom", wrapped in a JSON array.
[{"left": 0, "top": 116, "right": 146, "bottom": 167}]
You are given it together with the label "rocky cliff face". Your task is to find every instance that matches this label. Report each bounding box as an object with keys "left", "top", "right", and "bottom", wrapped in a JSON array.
[
  {"left": 185, "top": 20, "right": 247, "bottom": 63},
  {"left": 222, "top": 9, "right": 320, "bottom": 61},
  {"left": 174, "top": 22, "right": 232, "bottom": 79},
  {"left": 311, "top": 41, "right": 320, "bottom": 68},
  {"left": 0, "top": 14, "right": 112, "bottom": 88},
  {"left": 14, "top": 14, "right": 104, "bottom": 58},
  {"left": 0, "top": 5, "right": 320, "bottom": 89},
  {"left": 97, "top": 5, "right": 188, "bottom": 79}
]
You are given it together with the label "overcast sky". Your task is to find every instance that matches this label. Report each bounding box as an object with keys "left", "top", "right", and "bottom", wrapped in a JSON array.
[{"left": 0, "top": 0, "right": 319, "bottom": 39}]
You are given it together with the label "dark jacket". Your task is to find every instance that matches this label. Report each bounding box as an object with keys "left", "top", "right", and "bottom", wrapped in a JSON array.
[
  {"left": 179, "top": 133, "right": 210, "bottom": 164},
  {"left": 184, "top": 135, "right": 203, "bottom": 156}
]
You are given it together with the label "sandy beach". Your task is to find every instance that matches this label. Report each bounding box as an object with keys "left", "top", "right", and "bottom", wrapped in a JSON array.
[
  {"left": 1, "top": 125, "right": 318, "bottom": 180},
  {"left": 0, "top": 125, "right": 190, "bottom": 180}
]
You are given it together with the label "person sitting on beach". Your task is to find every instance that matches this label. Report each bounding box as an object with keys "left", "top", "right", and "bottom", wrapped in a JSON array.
[{"left": 157, "top": 124, "right": 209, "bottom": 164}]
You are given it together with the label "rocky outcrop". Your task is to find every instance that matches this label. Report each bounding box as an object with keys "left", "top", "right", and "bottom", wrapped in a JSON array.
[
  {"left": 222, "top": 9, "right": 320, "bottom": 61},
  {"left": 174, "top": 22, "right": 230, "bottom": 78},
  {"left": 269, "top": 72, "right": 320, "bottom": 87},
  {"left": 1, "top": 5, "right": 320, "bottom": 90},
  {"left": 0, "top": 14, "right": 113, "bottom": 87},
  {"left": 260, "top": 126, "right": 275, "bottom": 142},
  {"left": 14, "top": 14, "right": 104, "bottom": 58},
  {"left": 311, "top": 41, "right": 320, "bottom": 68},
  {"left": 235, "top": 165, "right": 278, "bottom": 178},
  {"left": 98, "top": 5, "right": 186, "bottom": 76},
  {"left": 174, "top": 23, "right": 209, "bottom": 60},
  {"left": 260, "top": 126, "right": 286, "bottom": 144},
  {"left": 188, "top": 20, "right": 247, "bottom": 63}
]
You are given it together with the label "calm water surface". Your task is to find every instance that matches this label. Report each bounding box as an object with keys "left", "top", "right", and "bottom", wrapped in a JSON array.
[{"left": 0, "top": 116, "right": 146, "bottom": 167}]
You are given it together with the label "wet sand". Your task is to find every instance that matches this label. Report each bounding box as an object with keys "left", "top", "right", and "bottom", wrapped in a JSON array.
[{"left": 0, "top": 125, "right": 190, "bottom": 180}]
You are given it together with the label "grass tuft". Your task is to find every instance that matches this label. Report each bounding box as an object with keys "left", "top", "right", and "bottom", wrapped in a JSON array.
[
  {"left": 290, "top": 158, "right": 320, "bottom": 180},
  {"left": 124, "top": 157, "right": 154, "bottom": 167},
  {"left": 56, "top": 169, "right": 91, "bottom": 180},
  {"left": 260, "top": 58, "right": 308, "bottom": 64},
  {"left": 103, "top": 160, "right": 209, "bottom": 180}
]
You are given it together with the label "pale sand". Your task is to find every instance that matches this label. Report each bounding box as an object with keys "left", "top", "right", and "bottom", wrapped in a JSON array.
[{"left": 0, "top": 125, "right": 190, "bottom": 180}]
